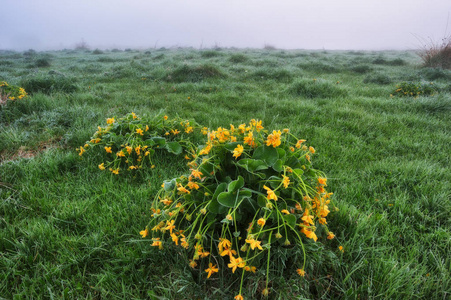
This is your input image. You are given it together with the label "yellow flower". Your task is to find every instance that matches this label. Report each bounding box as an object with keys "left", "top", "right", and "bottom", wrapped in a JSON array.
[
  {"left": 265, "top": 130, "right": 282, "bottom": 148},
  {"left": 171, "top": 129, "right": 180, "bottom": 135},
  {"left": 106, "top": 118, "right": 115, "bottom": 124},
  {"left": 282, "top": 175, "right": 290, "bottom": 188},
  {"left": 131, "top": 112, "right": 137, "bottom": 119},
  {"left": 263, "top": 185, "right": 278, "bottom": 201},
  {"left": 191, "top": 169, "right": 203, "bottom": 179},
  {"left": 187, "top": 181, "right": 199, "bottom": 190},
  {"left": 165, "top": 220, "right": 176, "bottom": 234},
  {"left": 233, "top": 144, "right": 244, "bottom": 159},
  {"left": 104, "top": 146, "right": 112, "bottom": 153},
  {"left": 245, "top": 238, "right": 263, "bottom": 250},
  {"left": 126, "top": 146, "right": 132, "bottom": 155},
  {"left": 205, "top": 263, "right": 219, "bottom": 278},
  {"left": 309, "top": 146, "right": 315, "bottom": 154},
  {"left": 163, "top": 115, "right": 168, "bottom": 120},
  {"left": 177, "top": 185, "right": 190, "bottom": 194},
  {"left": 220, "top": 247, "right": 237, "bottom": 258},
  {"left": 228, "top": 256, "right": 245, "bottom": 273},
  {"left": 218, "top": 238, "right": 232, "bottom": 253},
  {"left": 185, "top": 126, "right": 193, "bottom": 133},
  {"left": 98, "top": 163, "right": 105, "bottom": 170},
  {"left": 171, "top": 233, "right": 179, "bottom": 245},
  {"left": 77, "top": 146, "right": 85, "bottom": 156},
  {"left": 245, "top": 265, "right": 256, "bottom": 273},
  {"left": 327, "top": 232, "right": 335, "bottom": 240},
  {"left": 189, "top": 259, "right": 197, "bottom": 268},
  {"left": 339, "top": 246, "right": 344, "bottom": 253},
  {"left": 243, "top": 131, "right": 254, "bottom": 147},
  {"left": 234, "top": 295, "right": 244, "bottom": 300},
  {"left": 226, "top": 214, "right": 233, "bottom": 221},
  {"left": 301, "top": 227, "right": 317, "bottom": 242},
  {"left": 295, "top": 139, "right": 306, "bottom": 149},
  {"left": 116, "top": 151, "right": 125, "bottom": 157},
  {"left": 151, "top": 238, "right": 163, "bottom": 249},
  {"left": 262, "top": 288, "right": 269, "bottom": 297},
  {"left": 281, "top": 209, "right": 290, "bottom": 215},
  {"left": 140, "top": 228, "right": 148, "bottom": 238},
  {"left": 297, "top": 269, "right": 306, "bottom": 277},
  {"left": 136, "top": 128, "right": 144, "bottom": 135},
  {"left": 257, "top": 218, "right": 266, "bottom": 227},
  {"left": 112, "top": 168, "right": 120, "bottom": 175},
  {"left": 318, "top": 177, "right": 327, "bottom": 186}
]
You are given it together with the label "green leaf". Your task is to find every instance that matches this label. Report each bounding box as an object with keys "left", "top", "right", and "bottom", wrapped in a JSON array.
[
  {"left": 253, "top": 145, "right": 278, "bottom": 166},
  {"left": 163, "top": 178, "right": 176, "bottom": 191},
  {"left": 165, "top": 141, "right": 182, "bottom": 155},
  {"left": 199, "top": 162, "right": 214, "bottom": 177},
  {"left": 241, "top": 198, "right": 258, "bottom": 212},
  {"left": 228, "top": 176, "right": 244, "bottom": 193},
  {"left": 292, "top": 169, "right": 304, "bottom": 177},
  {"left": 277, "top": 148, "right": 286, "bottom": 160},
  {"left": 208, "top": 199, "right": 220, "bottom": 214},
  {"left": 283, "top": 214, "right": 297, "bottom": 228},
  {"left": 257, "top": 194, "right": 267, "bottom": 207},
  {"left": 224, "top": 142, "right": 240, "bottom": 151},
  {"left": 212, "top": 183, "right": 227, "bottom": 200},
  {"left": 236, "top": 159, "right": 268, "bottom": 173},
  {"left": 150, "top": 136, "right": 166, "bottom": 146},
  {"left": 217, "top": 191, "right": 236, "bottom": 208},
  {"left": 273, "top": 159, "right": 283, "bottom": 172}
]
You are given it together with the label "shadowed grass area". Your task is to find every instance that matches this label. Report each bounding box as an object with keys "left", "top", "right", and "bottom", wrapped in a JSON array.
[{"left": 0, "top": 48, "right": 450, "bottom": 299}]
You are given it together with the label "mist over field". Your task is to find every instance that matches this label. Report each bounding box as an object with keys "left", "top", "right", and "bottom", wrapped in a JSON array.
[{"left": 2, "top": 0, "right": 451, "bottom": 51}]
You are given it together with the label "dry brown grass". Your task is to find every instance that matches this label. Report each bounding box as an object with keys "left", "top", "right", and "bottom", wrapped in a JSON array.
[{"left": 418, "top": 36, "right": 451, "bottom": 69}]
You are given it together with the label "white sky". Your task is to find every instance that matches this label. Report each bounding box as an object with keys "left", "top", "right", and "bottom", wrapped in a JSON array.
[{"left": 2, "top": 0, "right": 450, "bottom": 50}]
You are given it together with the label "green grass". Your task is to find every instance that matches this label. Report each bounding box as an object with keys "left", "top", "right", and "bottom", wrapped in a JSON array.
[{"left": 0, "top": 48, "right": 450, "bottom": 299}]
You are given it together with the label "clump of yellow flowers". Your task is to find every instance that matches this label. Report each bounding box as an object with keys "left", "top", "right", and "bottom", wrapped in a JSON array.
[
  {"left": 141, "top": 118, "right": 336, "bottom": 299},
  {"left": 0, "top": 81, "right": 28, "bottom": 105},
  {"left": 77, "top": 112, "right": 201, "bottom": 175}
]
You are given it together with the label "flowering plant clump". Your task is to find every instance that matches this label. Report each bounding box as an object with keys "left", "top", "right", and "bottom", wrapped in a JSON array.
[
  {"left": 141, "top": 119, "right": 336, "bottom": 298},
  {"left": 77, "top": 112, "right": 201, "bottom": 175},
  {"left": 391, "top": 81, "right": 436, "bottom": 98},
  {"left": 0, "top": 81, "right": 28, "bottom": 105}
]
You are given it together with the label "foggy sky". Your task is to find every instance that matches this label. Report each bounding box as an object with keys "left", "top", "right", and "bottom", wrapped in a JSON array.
[{"left": 2, "top": 0, "right": 450, "bottom": 51}]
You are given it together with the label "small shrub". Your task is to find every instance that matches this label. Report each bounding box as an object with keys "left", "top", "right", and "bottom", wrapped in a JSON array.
[
  {"left": 111, "top": 48, "right": 121, "bottom": 53},
  {"left": 391, "top": 82, "right": 436, "bottom": 97},
  {"left": 418, "top": 36, "right": 451, "bottom": 69},
  {"left": 229, "top": 54, "right": 249, "bottom": 63},
  {"left": 363, "top": 73, "right": 392, "bottom": 85},
  {"left": 97, "top": 56, "right": 115, "bottom": 63},
  {"left": 0, "top": 81, "right": 28, "bottom": 105},
  {"left": 20, "top": 76, "right": 78, "bottom": 94},
  {"left": 418, "top": 67, "right": 451, "bottom": 81},
  {"left": 350, "top": 64, "right": 373, "bottom": 74},
  {"left": 387, "top": 58, "right": 406, "bottom": 66},
  {"left": 75, "top": 39, "right": 89, "bottom": 50},
  {"left": 35, "top": 58, "right": 51, "bottom": 68},
  {"left": 92, "top": 49, "right": 104, "bottom": 55},
  {"left": 78, "top": 113, "right": 201, "bottom": 175},
  {"left": 201, "top": 50, "right": 221, "bottom": 58},
  {"left": 263, "top": 44, "right": 277, "bottom": 50},
  {"left": 250, "top": 68, "right": 294, "bottom": 82},
  {"left": 289, "top": 79, "right": 348, "bottom": 98},
  {"left": 23, "top": 49, "right": 37, "bottom": 58},
  {"left": 298, "top": 62, "right": 339, "bottom": 73},
  {"left": 166, "top": 64, "right": 226, "bottom": 83},
  {"left": 142, "top": 119, "right": 336, "bottom": 298}
]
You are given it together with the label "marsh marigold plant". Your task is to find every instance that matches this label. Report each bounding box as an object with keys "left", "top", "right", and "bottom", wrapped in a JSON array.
[
  {"left": 0, "top": 81, "right": 28, "bottom": 105},
  {"left": 77, "top": 112, "right": 201, "bottom": 175},
  {"left": 141, "top": 119, "right": 336, "bottom": 298}
]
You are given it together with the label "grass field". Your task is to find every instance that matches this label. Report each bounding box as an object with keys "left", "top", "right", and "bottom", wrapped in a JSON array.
[{"left": 0, "top": 47, "right": 450, "bottom": 299}]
